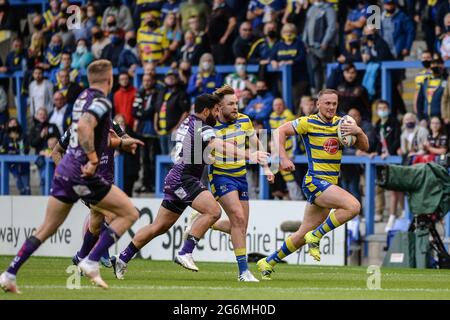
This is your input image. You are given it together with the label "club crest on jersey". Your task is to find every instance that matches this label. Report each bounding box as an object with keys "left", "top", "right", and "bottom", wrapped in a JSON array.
[
  {"left": 323, "top": 138, "right": 339, "bottom": 155},
  {"left": 235, "top": 123, "right": 241, "bottom": 130}
]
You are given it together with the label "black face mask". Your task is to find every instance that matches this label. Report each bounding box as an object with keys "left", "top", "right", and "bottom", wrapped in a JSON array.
[
  {"left": 93, "top": 32, "right": 103, "bottom": 40},
  {"left": 386, "top": 8, "right": 395, "bottom": 14},
  {"left": 257, "top": 89, "right": 267, "bottom": 96},
  {"left": 59, "top": 24, "right": 68, "bottom": 32},
  {"left": 147, "top": 20, "right": 158, "bottom": 29},
  {"left": 349, "top": 40, "right": 360, "bottom": 49},
  {"left": 432, "top": 66, "right": 442, "bottom": 75},
  {"left": 7, "top": 126, "right": 19, "bottom": 133},
  {"left": 422, "top": 60, "right": 431, "bottom": 68},
  {"left": 107, "top": 22, "right": 117, "bottom": 28},
  {"left": 266, "top": 30, "right": 277, "bottom": 39},
  {"left": 127, "top": 38, "right": 137, "bottom": 47},
  {"left": 366, "top": 34, "right": 375, "bottom": 42},
  {"left": 34, "top": 22, "right": 44, "bottom": 31}
]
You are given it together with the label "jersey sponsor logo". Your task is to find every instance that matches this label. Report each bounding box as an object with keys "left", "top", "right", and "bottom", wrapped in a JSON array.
[
  {"left": 174, "top": 187, "right": 188, "bottom": 200},
  {"left": 323, "top": 138, "right": 339, "bottom": 155}
]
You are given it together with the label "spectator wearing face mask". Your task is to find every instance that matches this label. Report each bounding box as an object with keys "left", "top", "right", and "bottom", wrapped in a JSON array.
[
  {"left": 101, "top": 30, "right": 125, "bottom": 68},
  {"left": 369, "top": 100, "right": 402, "bottom": 227},
  {"left": 71, "top": 39, "right": 94, "bottom": 70},
  {"left": 55, "top": 17, "right": 76, "bottom": 52},
  {"left": 85, "top": 3, "right": 101, "bottom": 31},
  {"left": 0, "top": 118, "right": 31, "bottom": 195},
  {"left": 137, "top": 13, "right": 170, "bottom": 65},
  {"left": 91, "top": 27, "right": 111, "bottom": 60},
  {"left": 244, "top": 80, "right": 274, "bottom": 129},
  {"left": 424, "top": 116, "right": 448, "bottom": 158},
  {"left": 225, "top": 57, "right": 257, "bottom": 110},
  {"left": 134, "top": 0, "right": 164, "bottom": 27},
  {"left": 43, "top": 34, "right": 63, "bottom": 71},
  {"left": 413, "top": 50, "right": 433, "bottom": 114},
  {"left": 102, "top": 0, "right": 134, "bottom": 32},
  {"left": 187, "top": 53, "right": 223, "bottom": 97},
  {"left": 416, "top": 56, "right": 446, "bottom": 121},
  {"left": 114, "top": 73, "right": 138, "bottom": 129},
  {"left": 176, "top": 31, "right": 204, "bottom": 66},
  {"left": 248, "top": 21, "right": 279, "bottom": 65},
  {"left": 119, "top": 31, "right": 140, "bottom": 76},
  {"left": 154, "top": 69, "right": 190, "bottom": 155}
]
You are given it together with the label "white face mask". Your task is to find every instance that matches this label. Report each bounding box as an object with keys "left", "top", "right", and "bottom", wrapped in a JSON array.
[
  {"left": 202, "top": 61, "right": 212, "bottom": 71},
  {"left": 76, "top": 46, "right": 86, "bottom": 55}
]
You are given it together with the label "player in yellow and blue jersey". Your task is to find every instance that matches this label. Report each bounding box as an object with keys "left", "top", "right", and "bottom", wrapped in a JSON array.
[
  {"left": 186, "top": 85, "right": 274, "bottom": 282},
  {"left": 257, "top": 89, "right": 369, "bottom": 280}
]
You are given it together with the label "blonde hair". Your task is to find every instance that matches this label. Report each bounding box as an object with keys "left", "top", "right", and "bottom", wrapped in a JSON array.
[
  {"left": 213, "top": 85, "right": 235, "bottom": 101},
  {"left": 87, "top": 59, "right": 112, "bottom": 85}
]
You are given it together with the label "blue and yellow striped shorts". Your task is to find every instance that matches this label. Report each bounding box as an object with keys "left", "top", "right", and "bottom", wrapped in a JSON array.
[{"left": 302, "top": 175, "right": 332, "bottom": 204}]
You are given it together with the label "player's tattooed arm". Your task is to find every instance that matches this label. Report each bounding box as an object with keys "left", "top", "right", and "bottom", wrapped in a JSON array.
[{"left": 78, "top": 112, "right": 99, "bottom": 164}]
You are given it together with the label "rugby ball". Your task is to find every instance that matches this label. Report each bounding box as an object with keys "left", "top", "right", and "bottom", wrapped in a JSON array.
[{"left": 337, "top": 115, "right": 357, "bottom": 147}]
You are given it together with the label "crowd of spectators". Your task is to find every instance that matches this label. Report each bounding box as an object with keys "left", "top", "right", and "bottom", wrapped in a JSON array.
[{"left": 0, "top": 0, "right": 449, "bottom": 230}]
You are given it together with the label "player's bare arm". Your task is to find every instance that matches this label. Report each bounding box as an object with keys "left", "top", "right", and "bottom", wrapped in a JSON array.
[
  {"left": 50, "top": 142, "right": 65, "bottom": 166},
  {"left": 276, "top": 121, "right": 297, "bottom": 171},
  {"left": 209, "top": 138, "right": 269, "bottom": 165},
  {"left": 248, "top": 133, "right": 275, "bottom": 184},
  {"left": 77, "top": 112, "right": 99, "bottom": 177},
  {"left": 108, "top": 129, "right": 144, "bottom": 155},
  {"left": 340, "top": 121, "right": 369, "bottom": 152}
]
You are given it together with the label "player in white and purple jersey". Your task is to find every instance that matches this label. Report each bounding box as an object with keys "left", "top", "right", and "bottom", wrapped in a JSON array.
[
  {"left": 111, "top": 94, "right": 269, "bottom": 278},
  {"left": 0, "top": 60, "right": 142, "bottom": 293}
]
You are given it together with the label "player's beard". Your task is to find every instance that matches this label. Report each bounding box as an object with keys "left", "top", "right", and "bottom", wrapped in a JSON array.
[
  {"left": 205, "top": 111, "right": 217, "bottom": 126},
  {"left": 223, "top": 109, "right": 238, "bottom": 122}
]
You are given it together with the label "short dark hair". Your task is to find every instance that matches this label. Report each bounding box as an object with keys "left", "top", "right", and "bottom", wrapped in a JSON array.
[
  {"left": 343, "top": 63, "right": 356, "bottom": 72},
  {"left": 375, "top": 99, "right": 390, "bottom": 108},
  {"left": 194, "top": 94, "right": 220, "bottom": 113}
]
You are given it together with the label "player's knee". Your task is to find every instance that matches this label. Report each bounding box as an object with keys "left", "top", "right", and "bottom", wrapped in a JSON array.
[
  {"left": 128, "top": 207, "right": 139, "bottom": 223},
  {"left": 348, "top": 200, "right": 361, "bottom": 217},
  {"left": 209, "top": 203, "right": 222, "bottom": 222},
  {"left": 230, "top": 211, "right": 246, "bottom": 229}
]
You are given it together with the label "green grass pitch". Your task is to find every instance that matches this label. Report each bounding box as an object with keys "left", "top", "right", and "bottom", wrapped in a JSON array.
[{"left": 1, "top": 256, "right": 450, "bottom": 300}]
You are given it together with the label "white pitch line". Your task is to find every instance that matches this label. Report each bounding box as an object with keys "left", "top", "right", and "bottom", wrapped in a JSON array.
[{"left": 19, "top": 285, "right": 450, "bottom": 294}]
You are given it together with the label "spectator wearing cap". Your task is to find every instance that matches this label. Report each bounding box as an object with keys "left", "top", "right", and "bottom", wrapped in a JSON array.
[
  {"left": 133, "top": 72, "right": 160, "bottom": 193},
  {"left": 233, "top": 21, "right": 257, "bottom": 60},
  {"left": 53, "top": 69, "right": 83, "bottom": 106},
  {"left": 134, "top": 0, "right": 164, "bottom": 27},
  {"left": 119, "top": 31, "right": 140, "bottom": 76},
  {"left": 49, "top": 91, "right": 72, "bottom": 136},
  {"left": 102, "top": 0, "right": 134, "bottom": 32},
  {"left": 225, "top": 57, "right": 257, "bottom": 110},
  {"left": 161, "top": 0, "right": 181, "bottom": 22},
  {"left": 180, "top": 0, "right": 210, "bottom": 32},
  {"left": 28, "top": 67, "right": 54, "bottom": 117},
  {"left": 114, "top": 73, "right": 138, "bottom": 129},
  {"left": 91, "top": 27, "right": 111, "bottom": 60},
  {"left": 154, "top": 69, "right": 190, "bottom": 155},
  {"left": 381, "top": 0, "right": 415, "bottom": 59},
  {"left": 246, "top": 0, "right": 286, "bottom": 31},
  {"left": 416, "top": 57, "right": 446, "bottom": 121},
  {"left": 137, "top": 13, "right": 170, "bottom": 65},
  {"left": 187, "top": 53, "right": 223, "bottom": 97},
  {"left": 336, "top": 63, "right": 371, "bottom": 120},
  {"left": 71, "top": 39, "right": 94, "bottom": 70},
  {"left": 303, "top": 0, "right": 337, "bottom": 93},
  {"left": 207, "top": 0, "right": 237, "bottom": 65},
  {"left": 248, "top": 21, "right": 279, "bottom": 65},
  {"left": 244, "top": 80, "right": 274, "bottom": 129}
]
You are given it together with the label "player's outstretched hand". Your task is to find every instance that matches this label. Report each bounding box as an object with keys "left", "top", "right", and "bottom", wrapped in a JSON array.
[
  {"left": 121, "top": 137, "right": 145, "bottom": 155},
  {"left": 250, "top": 151, "right": 269, "bottom": 165},
  {"left": 81, "top": 161, "right": 98, "bottom": 177},
  {"left": 280, "top": 158, "right": 295, "bottom": 171}
]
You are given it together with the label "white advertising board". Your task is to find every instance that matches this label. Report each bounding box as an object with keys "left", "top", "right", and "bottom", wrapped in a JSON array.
[{"left": 0, "top": 196, "right": 346, "bottom": 266}]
